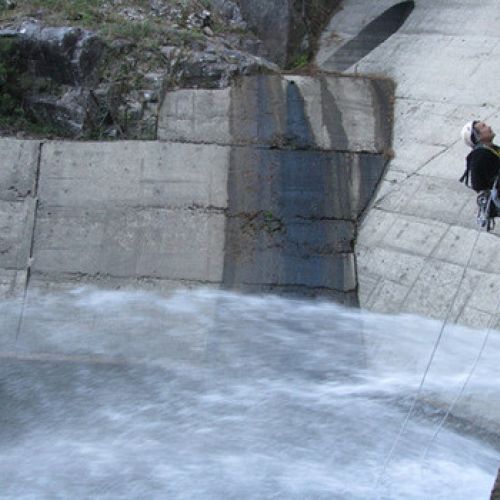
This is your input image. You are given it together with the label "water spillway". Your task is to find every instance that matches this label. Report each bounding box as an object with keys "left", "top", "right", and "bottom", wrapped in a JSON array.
[
  {"left": 2, "top": 0, "right": 500, "bottom": 496},
  {"left": 1, "top": 288, "right": 499, "bottom": 498}
]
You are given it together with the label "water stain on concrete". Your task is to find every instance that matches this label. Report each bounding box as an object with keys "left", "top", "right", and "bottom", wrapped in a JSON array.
[{"left": 224, "top": 74, "right": 392, "bottom": 303}]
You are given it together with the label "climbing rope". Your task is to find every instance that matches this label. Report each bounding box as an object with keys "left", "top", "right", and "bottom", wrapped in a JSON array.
[
  {"left": 421, "top": 288, "right": 500, "bottom": 462},
  {"left": 376, "top": 223, "right": 484, "bottom": 493}
]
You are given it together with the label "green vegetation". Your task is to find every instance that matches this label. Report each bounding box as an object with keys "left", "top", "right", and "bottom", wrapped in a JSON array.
[
  {"left": 0, "top": 38, "right": 27, "bottom": 132},
  {"left": 0, "top": 37, "right": 71, "bottom": 137},
  {"left": 0, "top": 0, "right": 257, "bottom": 139},
  {"left": 289, "top": 53, "right": 309, "bottom": 70},
  {"left": 1, "top": 1, "right": 221, "bottom": 44}
]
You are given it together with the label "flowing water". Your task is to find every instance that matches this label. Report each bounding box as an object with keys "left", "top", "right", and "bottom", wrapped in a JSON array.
[{"left": 0, "top": 287, "right": 498, "bottom": 499}]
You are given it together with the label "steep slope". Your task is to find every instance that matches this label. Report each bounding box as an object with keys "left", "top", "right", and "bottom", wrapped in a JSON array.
[{"left": 317, "top": 0, "right": 500, "bottom": 328}]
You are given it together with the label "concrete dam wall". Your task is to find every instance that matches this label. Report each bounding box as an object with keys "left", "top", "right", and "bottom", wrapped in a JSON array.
[
  {"left": 317, "top": 0, "right": 500, "bottom": 329},
  {"left": 1, "top": 73, "right": 393, "bottom": 317},
  {"left": 313, "top": 0, "right": 500, "bottom": 442}
]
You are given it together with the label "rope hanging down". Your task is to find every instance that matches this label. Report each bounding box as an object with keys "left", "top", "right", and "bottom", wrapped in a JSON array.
[
  {"left": 422, "top": 288, "right": 500, "bottom": 461},
  {"left": 376, "top": 224, "right": 484, "bottom": 493}
]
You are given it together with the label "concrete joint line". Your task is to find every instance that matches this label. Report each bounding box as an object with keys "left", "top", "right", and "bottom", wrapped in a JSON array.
[
  {"left": 38, "top": 204, "right": 227, "bottom": 214},
  {"left": 373, "top": 204, "right": 496, "bottom": 234},
  {"left": 239, "top": 282, "right": 357, "bottom": 294},
  {"left": 295, "top": 215, "right": 356, "bottom": 222},
  {"left": 15, "top": 142, "right": 44, "bottom": 342},
  {"left": 163, "top": 138, "right": 383, "bottom": 155},
  {"left": 398, "top": 225, "right": 467, "bottom": 314},
  {"left": 228, "top": 212, "right": 355, "bottom": 223},
  {"left": 31, "top": 270, "right": 223, "bottom": 286},
  {"left": 25, "top": 142, "right": 44, "bottom": 285}
]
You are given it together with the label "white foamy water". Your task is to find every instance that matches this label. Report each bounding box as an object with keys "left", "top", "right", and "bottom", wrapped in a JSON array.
[{"left": 0, "top": 287, "right": 498, "bottom": 499}]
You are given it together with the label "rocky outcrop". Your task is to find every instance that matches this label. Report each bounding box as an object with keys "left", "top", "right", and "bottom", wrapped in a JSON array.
[
  {"left": 0, "top": 0, "right": 341, "bottom": 137},
  {"left": 0, "top": 1, "right": 277, "bottom": 139},
  {"left": 237, "top": 0, "right": 342, "bottom": 67},
  {"left": 0, "top": 21, "right": 105, "bottom": 136},
  {"left": 209, "top": 0, "right": 247, "bottom": 29}
]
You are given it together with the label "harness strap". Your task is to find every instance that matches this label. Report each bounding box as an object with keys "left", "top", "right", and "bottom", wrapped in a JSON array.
[{"left": 460, "top": 144, "right": 500, "bottom": 186}]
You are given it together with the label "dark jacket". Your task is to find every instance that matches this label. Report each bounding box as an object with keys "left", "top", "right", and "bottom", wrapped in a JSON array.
[{"left": 465, "top": 144, "right": 500, "bottom": 192}]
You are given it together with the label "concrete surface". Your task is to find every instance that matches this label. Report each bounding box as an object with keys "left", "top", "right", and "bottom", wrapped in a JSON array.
[
  {"left": 0, "top": 139, "right": 39, "bottom": 201},
  {"left": 316, "top": 0, "right": 500, "bottom": 444},
  {"left": 159, "top": 74, "right": 392, "bottom": 154},
  {"left": 157, "top": 73, "right": 393, "bottom": 299},
  {"left": 0, "top": 72, "right": 393, "bottom": 303},
  {"left": 33, "top": 141, "right": 228, "bottom": 285},
  {"left": 0, "top": 139, "right": 40, "bottom": 306},
  {"left": 317, "top": 0, "right": 500, "bottom": 327},
  {"left": 39, "top": 141, "right": 230, "bottom": 209},
  {"left": 157, "top": 88, "right": 232, "bottom": 145}
]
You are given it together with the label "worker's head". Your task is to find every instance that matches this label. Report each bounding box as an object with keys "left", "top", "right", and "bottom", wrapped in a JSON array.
[{"left": 462, "top": 120, "right": 495, "bottom": 147}]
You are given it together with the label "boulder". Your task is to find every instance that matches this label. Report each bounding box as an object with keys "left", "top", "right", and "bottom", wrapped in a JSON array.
[
  {"left": 0, "top": 21, "right": 106, "bottom": 135},
  {"left": 179, "top": 46, "right": 278, "bottom": 89},
  {"left": 209, "top": 0, "right": 247, "bottom": 29},
  {"left": 17, "top": 21, "right": 105, "bottom": 86}
]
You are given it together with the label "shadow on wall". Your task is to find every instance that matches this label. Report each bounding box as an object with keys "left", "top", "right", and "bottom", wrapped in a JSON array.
[
  {"left": 223, "top": 74, "right": 393, "bottom": 305},
  {"left": 325, "top": 1, "right": 415, "bottom": 72}
]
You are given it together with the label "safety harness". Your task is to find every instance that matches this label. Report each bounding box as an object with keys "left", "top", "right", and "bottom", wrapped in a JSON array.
[
  {"left": 460, "top": 144, "right": 500, "bottom": 232},
  {"left": 459, "top": 143, "right": 500, "bottom": 187}
]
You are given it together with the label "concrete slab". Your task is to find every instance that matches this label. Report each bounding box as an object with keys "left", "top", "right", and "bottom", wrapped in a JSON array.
[
  {"left": 158, "top": 87, "right": 231, "bottom": 144},
  {"left": 402, "top": 260, "right": 467, "bottom": 320},
  {"left": 31, "top": 207, "right": 226, "bottom": 283},
  {"left": 356, "top": 271, "right": 379, "bottom": 306},
  {"left": 375, "top": 175, "right": 472, "bottom": 226},
  {"left": 0, "top": 270, "right": 27, "bottom": 351},
  {"left": 470, "top": 232, "right": 500, "bottom": 275},
  {"left": 281, "top": 75, "right": 391, "bottom": 153},
  {"left": 39, "top": 141, "right": 230, "bottom": 209},
  {"left": 0, "top": 199, "right": 36, "bottom": 270},
  {"left": 362, "top": 278, "right": 410, "bottom": 314},
  {"left": 417, "top": 141, "right": 470, "bottom": 180},
  {"left": 356, "top": 245, "right": 426, "bottom": 288},
  {"left": 0, "top": 269, "right": 27, "bottom": 299},
  {"left": 159, "top": 74, "right": 393, "bottom": 154},
  {"left": 26, "top": 273, "right": 220, "bottom": 294},
  {"left": 225, "top": 217, "right": 356, "bottom": 291},
  {"left": 379, "top": 215, "right": 449, "bottom": 257},
  {"left": 0, "top": 139, "right": 40, "bottom": 201},
  {"left": 228, "top": 147, "right": 387, "bottom": 221},
  {"left": 319, "top": 0, "right": 500, "bottom": 321},
  {"left": 316, "top": 0, "right": 401, "bottom": 66},
  {"left": 225, "top": 248, "right": 356, "bottom": 291},
  {"left": 431, "top": 226, "right": 483, "bottom": 267},
  {"left": 456, "top": 306, "right": 494, "bottom": 330},
  {"left": 357, "top": 207, "right": 400, "bottom": 247}
]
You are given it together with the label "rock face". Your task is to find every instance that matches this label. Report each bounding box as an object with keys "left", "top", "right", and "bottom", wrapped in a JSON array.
[
  {"left": 209, "top": 0, "right": 247, "bottom": 29},
  {"left": 237, "top": 0, "right": 341, "bottom": 67},
  {"left": 0, "top": 21, "right": 105, "bottom": 135},
  {"left": 18, "top": 23, "right": 104, "bottom": 86},
  {"left": 0, "top": 16, "right": 277, "bottom": 138}
]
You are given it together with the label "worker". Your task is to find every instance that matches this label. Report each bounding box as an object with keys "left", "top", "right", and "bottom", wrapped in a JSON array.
[{"left": 461, "top": 120, "right": 500, "bottom": 191}]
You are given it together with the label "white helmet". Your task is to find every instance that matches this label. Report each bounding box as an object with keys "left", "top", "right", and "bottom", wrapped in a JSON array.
[{"left": 461, "top": 121, "right": 479, "bottom": 148}]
